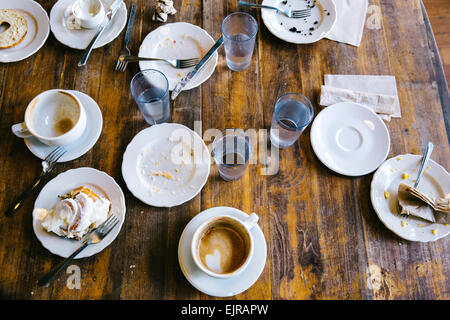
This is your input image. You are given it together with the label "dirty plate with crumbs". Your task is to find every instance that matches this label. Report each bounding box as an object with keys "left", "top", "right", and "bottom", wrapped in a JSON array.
[
  {"left": 122, "top": 123, "right": 211, "bottom": 207},
  {"left": 138, "top": 22, "right": 218, "bottom": 91},
  {"left": 260, "top": 0, "right": 337, "bottom": 44},
  {"left": 370, "top": 154, "right": 450, "bottom": 242}
]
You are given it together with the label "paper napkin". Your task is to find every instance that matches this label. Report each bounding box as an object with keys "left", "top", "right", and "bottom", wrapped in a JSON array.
[
  {"left": 320, "top": 74, "right": 401, "bottom": 121},
  {"left": 325, "top": 0, "right": 369, "bottom": 47}
]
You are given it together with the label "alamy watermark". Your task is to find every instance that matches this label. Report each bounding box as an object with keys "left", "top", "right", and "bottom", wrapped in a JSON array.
[{"left": 166, "top": 121, "right": 280, "bottom": 176}]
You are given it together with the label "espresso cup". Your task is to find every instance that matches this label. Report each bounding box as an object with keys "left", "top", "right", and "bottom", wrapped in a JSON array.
[
  {"left": 191, "top": 213, "right": 259, "bottom": 278},
  {"left": 72, "top": 0, "right": 106, "bottom": 29},
  {"left": 11, "top": 89, "right": 87, "bottom": 146}
]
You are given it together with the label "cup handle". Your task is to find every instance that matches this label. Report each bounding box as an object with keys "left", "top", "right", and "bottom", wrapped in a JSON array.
[
  {"left": 242, "top": 212, "right": 259, "bottom": 230},
  {"left": 11, "top": 122, "right": 32, "bottom": 138}
]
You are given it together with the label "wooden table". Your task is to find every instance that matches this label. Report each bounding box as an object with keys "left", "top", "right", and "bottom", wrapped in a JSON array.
[{"left": 0, "top": 0, "right": 448, "bottom": 300}]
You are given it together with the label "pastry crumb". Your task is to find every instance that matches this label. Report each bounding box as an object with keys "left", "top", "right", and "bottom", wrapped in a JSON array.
[{"left": 384, "top": 191, "right": 390, "bottom": 200}]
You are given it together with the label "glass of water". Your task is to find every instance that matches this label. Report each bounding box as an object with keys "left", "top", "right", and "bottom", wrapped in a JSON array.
[
  {"left": 270, "top": 93, "right": 314, "bottom": 148},
  {"left": 211, "top": 129, "right": 253, "bottom": 181},
  {"left": 222, "top": 12, "right": 258, "bottom": 71},
  {"left": 130, "top": 69, "right": 170, "bottom": 125}
]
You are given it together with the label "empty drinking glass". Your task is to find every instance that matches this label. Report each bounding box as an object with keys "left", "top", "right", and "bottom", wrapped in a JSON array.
[
  {"left": 222, "top": 12, "right": 258, "bottom": 71},
  {"left": 130, "top": 69, "right": 170, "bottom": 125},
  {"left": 211, "top": 129, "right": 253, "bottom": 181},
  {"left": 270, "top": 93, "right": 314, "bottom": 148}
]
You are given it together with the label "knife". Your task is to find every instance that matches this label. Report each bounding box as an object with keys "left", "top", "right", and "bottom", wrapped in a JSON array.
[
  {"left": 78, "top": 0, "right": 123, "bottom": 67},
  {"left": 171, "top": 35, "right": 224, "bottom": 100}
]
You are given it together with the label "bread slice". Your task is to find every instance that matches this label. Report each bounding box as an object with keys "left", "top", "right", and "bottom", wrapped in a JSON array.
[{"left": 0, "top": 9, "right": 28, "bottom": 49}]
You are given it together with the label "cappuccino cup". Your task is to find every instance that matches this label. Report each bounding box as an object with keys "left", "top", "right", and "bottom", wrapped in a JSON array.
[
  {"left": 191, "top": 213, "right": 259, "bottom": 278},
  {"left": 12, "top": 89, "right": 86, "bottom": 146}
]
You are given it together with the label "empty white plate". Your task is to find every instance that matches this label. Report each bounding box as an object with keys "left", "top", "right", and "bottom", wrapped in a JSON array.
[
  {"left": 138, "top": 22, "right": 218, "bottom": 91},
  {"left": 122, "top": 123, "right": 211, "bottom": 207},
  {"left": 178, "top": 206, "right": 267, "bottom": 297},
  {"left": 371, "top": 154, "right": 450, "bottom": 242},
  {"left": 33, "top": 167, "right": 126, "bottom": 258},
  {"left": 261, "top": 0, "right": 337, "bottom": 44},
  {"left": 0, "top": 0, "right": 50, "bottom": 63},
  {"left": 310, "top": 102, "right": 390, "bottom": 176}
]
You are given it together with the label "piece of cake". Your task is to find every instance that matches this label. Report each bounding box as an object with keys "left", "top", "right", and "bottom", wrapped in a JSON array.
[{"left": 34, "top": 186, "right": 111, "bottom": 240}]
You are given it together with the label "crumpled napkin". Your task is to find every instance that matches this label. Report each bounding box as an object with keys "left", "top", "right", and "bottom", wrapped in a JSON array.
[
  {"left": 325, "top": 0, "right": 369, "bottom": 47},
  {"left": 320, "top": 74, "right": 401, "bottom": 121},
  {"left": 397, "top": 183, "right": 450, "bottom": 224}
]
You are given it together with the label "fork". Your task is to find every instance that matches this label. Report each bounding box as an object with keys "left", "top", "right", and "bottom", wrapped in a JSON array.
[
  {"left": 38, "top": 214, "right": 120, "bottom": 287},
  {"left": 238, "top": 1, "right": 311, "bottom": 18},
  {"left": 5, "top": 146, "right": 67, "bottom": 217},
  {"left": 414, "top": 142, "right": 434, "bottom": 188},
  {"left": 119, "top": 55, "right": 200, "bottom": 69},
  {"left": 115, "top": 4, "right": 136, "bottom": 72}
]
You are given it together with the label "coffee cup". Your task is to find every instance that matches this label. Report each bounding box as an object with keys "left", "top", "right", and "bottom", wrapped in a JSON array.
[
  {"left": 191, "top": 213, "right": 259, "bottom": 278},
  {"left": 11, "top": 89, "right": 87, "bottom": 146},
  {"left": 72, "top": 0, "right": 106, "bottom": 29}
]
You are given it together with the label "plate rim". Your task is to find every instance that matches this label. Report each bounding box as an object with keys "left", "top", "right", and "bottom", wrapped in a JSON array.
[
  {"left": 370, "top": 153, "right": 450, "bottom": 242},
  {"left": 32, "top": 167, "right": 126, "bottom": 258},
  {"left": 121, "top": 123, "right": 211, "bottom": 208},
  {"left": 310, "top": 102, "right": 391, "bottom": 176},
  {"left": 261, "top": 0, "right": 337, "bottom": 44},
  {"left": 0, "top": 0, "right": 50, "bottom": 63}
]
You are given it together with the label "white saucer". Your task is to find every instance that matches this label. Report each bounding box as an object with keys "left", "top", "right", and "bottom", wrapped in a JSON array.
[
  {"left": 122, "top": 123, "right": 211, "bottom": 207},
  {"left": 178, "top": 207, "right": 267, "bottom": 297},
  {"left": 0, "top": 0, "right": 50, "bottom": 63},
  {"left": 139, "top": 22, "right": 218, "bottom": 91},
  {"left": 310, "top": 102, "right": 390, "bottom": 176},
  {"left": 33, "top": 167, "right": 126, "bottom": 258},
  {"left": 24, "top": 90, "right": 103, "bottom": 162},
  {"left": 261, "top": 0, "right": 337, "bottom": 44},
  {"left": 371, "top": 154, "right": 450, "bottom": 242},
  {"left": 50, "top": 0, "right": 127, "bottom": 50}
]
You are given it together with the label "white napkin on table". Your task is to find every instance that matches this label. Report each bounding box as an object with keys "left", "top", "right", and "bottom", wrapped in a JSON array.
[
  {"left": 320, "top": 74, "right": 401, "bottom": 121},
  {"left": 325, "top": 0, "right": 369, "bottom": 47}
]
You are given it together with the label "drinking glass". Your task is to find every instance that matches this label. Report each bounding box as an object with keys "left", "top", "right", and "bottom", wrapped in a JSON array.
[
  {"left": 130, "top": 69, "right": 170, "bottom": 125},
  {"left": 270, "top": 93, "right": 314, "bottom": 148},
  {"left": 211, "top": 129, "right": 253, "bottom": 181},
  {"left": 221, "top": 12, "right": 258, "bottom": 71}
]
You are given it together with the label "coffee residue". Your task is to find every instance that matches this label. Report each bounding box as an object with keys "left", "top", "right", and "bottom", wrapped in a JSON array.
[
  {"left": 56, "top": 118, "right": 74, "bottom": 135},
  {"left": 199, "top": 226, "right": 247, "bottom": 274}
]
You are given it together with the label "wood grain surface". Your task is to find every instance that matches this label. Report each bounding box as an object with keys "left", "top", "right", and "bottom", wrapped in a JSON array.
[
  {"left": 423, "top": 0, "right": 450, "bottom": 87},
  {"left": 0, "top": 0, "right": 449, "bottom": 300}
]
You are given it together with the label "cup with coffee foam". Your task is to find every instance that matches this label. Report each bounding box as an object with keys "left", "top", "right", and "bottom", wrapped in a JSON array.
[
  {"left": 191, "top": 213, "right": 259, "bottom": 278},
  {"left": 12, "top": 89, "right": 87, "bottom": 146}
]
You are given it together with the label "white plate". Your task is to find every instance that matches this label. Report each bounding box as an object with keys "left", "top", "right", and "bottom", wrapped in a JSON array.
[
  {"left": 310, "top": 102, "right": 390, "bottom": 176},
  {"left": 0, "top": 0, "right": 50, "bottom": 63},
  {"left": 261, "top": 0, "right": 337, "bottom": 44},
  {"left": 371, "top": 154, "right": 450, "bottom": 242},
  {"left": 50, "top": 0, "right": 127, "bottom": 50},
  {"left": 122, "top": 123, "right": 211, "bottom": 207},
  {"left": 24, "top": 90, "right": 103, "bottom": 162},
  {"left": 33, "top": 167, "right": 126, "bottom": 258},
  {"left": 178, "top": 207, "right": 267, "bottom": 297},
  {"left": 139, "top": 22, "right": 218, "bottom": 91}
]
